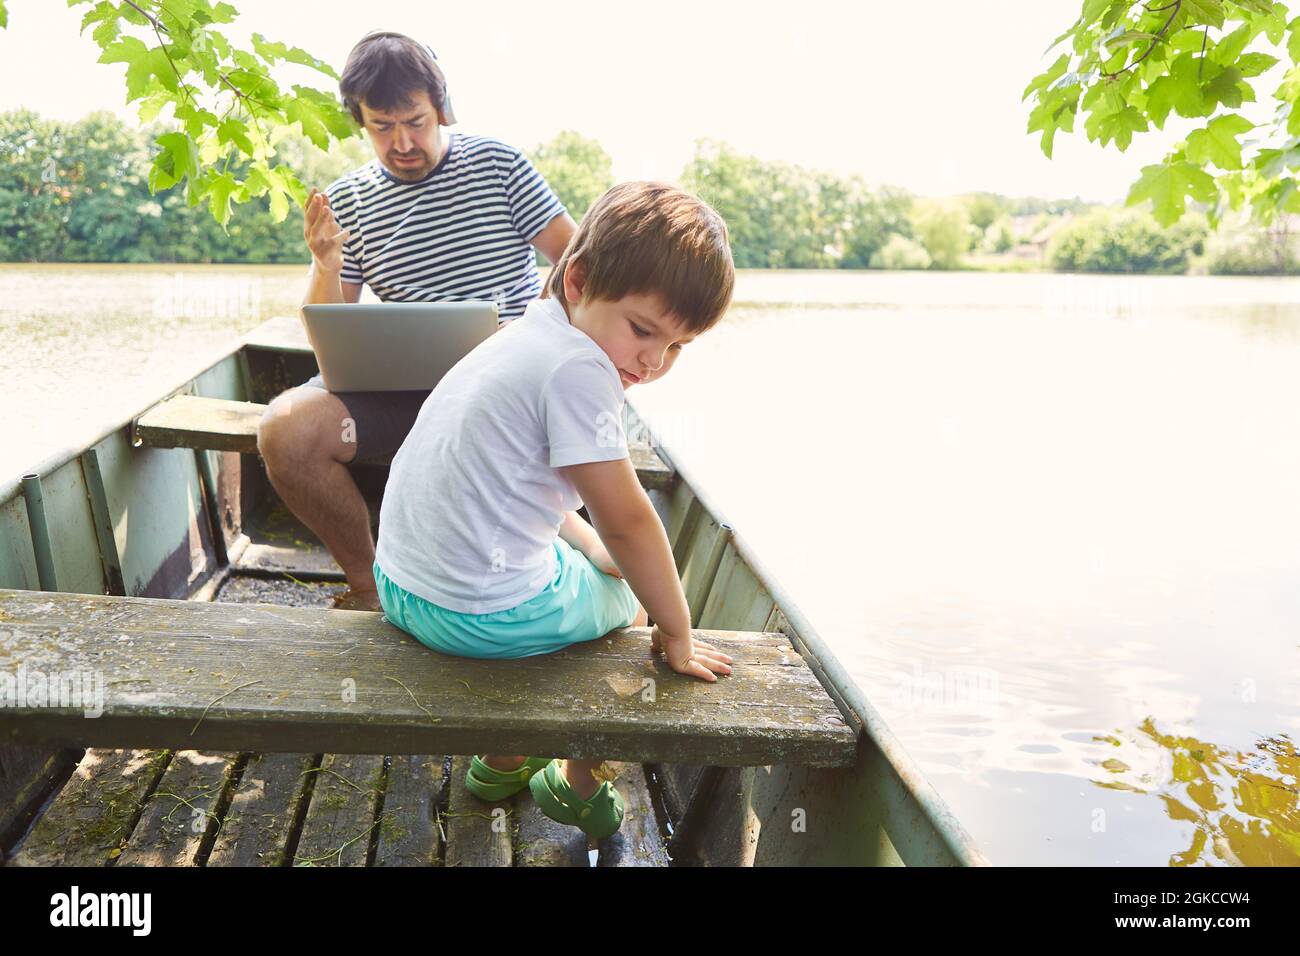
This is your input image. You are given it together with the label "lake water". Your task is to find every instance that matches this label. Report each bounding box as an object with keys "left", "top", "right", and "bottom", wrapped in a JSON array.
[{"left": 3, "top": 263, "right": 1298, "bottom": 865}]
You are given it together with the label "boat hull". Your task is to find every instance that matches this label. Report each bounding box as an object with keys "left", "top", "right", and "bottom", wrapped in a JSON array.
[{"left": 0, "top": 320, "right": 984, "bottom": 866}]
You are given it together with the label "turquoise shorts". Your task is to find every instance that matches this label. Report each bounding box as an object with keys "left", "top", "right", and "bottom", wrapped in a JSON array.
[{"left": 373, "top": 538, "right": 640, "bottom": 660}]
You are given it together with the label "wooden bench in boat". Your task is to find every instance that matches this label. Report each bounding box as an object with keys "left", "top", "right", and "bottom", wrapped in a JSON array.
[
  {"left": 0, "top": 589, "right": 857, "bottom": 767},
  {"left": 133, "top": 394, "right": 675, "bottom": 491}
]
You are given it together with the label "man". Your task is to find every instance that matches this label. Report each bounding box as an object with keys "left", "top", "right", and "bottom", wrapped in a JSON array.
[{"left": 257, "top": 31, "right": 576, "bottom": 610}]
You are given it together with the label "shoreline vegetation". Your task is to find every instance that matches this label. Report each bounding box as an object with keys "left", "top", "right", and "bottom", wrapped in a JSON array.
[{"left": 3, "top": 110, "right": 1298, "bottom": 276}]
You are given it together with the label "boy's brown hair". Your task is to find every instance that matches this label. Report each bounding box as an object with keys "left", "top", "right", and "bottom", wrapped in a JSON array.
[{"left": 545, "top": 182, "right": 735, "bottom": 333}]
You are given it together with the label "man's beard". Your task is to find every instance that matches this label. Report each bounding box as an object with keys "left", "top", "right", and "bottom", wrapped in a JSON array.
[{"left": 387, "top": 151, "right": 431, "bottom": 178}]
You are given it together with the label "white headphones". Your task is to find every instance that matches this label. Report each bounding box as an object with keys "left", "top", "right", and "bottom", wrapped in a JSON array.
[{"left": 422, "top": 43, "right": 457, "bottom": 125}]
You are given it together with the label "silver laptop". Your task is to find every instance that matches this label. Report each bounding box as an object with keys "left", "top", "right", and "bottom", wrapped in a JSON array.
[{"left": 300, "top": 302, "right": 498, "bottom": 391}]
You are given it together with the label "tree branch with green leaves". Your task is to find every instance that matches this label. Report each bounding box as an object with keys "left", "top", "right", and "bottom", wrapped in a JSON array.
[
  {"left": 1025, "top": 0, "right": 1300, "bottom": 227},
  {"left": 1, "top": 0, "right": 357, "bottom": 227}
]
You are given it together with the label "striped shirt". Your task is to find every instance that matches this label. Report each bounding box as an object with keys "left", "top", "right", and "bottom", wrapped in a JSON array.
[{"left": 325, "top": 133, "right": 566, "bottom": 322}]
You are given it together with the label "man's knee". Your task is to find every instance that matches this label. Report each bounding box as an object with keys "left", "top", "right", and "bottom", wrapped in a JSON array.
[{"left": 257, "top": 387, "right": 354, "bottom": 468}]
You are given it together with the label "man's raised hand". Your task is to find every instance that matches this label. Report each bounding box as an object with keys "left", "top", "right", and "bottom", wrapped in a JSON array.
[{"left": 304, "top": 188, "right": 349, "bottom": 274}]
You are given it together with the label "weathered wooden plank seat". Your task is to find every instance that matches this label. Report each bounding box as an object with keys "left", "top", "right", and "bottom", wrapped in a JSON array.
[
  {"left": 0, "top": 589, "right": 857, "bottom": 767},
  {"left": 132, "top": 394, "right": 676, "bottom": 491}
]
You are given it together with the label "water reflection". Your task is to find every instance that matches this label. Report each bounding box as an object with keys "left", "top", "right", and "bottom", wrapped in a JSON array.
[{"left": 1097, "top": 719, "right": 1299, "bottom": 867}]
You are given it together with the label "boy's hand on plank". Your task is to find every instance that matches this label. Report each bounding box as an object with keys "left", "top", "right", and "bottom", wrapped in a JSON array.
[
  {"left": 651, "top": 626, "right": 733, "bottom": 683},
  {"left": 304, "top": 187, "right": 349, "bottom": 275}
]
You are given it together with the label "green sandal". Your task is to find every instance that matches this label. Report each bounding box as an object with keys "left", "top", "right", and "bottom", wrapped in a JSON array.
[
  {"left": 464, "top": 755, "right": 553, "bottom": 802},
  {"left": 528, "top": 758, "right": 625, "bottom": 839}
]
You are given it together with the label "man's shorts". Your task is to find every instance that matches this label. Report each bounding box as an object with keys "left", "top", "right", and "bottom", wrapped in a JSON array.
[
  {"left": 302, "top": 373, "right": 428, "bottom": 463},
  {"left": 373, "top": 538, "right": 640, "bottom": 660}
]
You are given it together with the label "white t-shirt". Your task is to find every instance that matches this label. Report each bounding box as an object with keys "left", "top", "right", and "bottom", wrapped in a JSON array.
[{"left": 375, "top": 295, "right": 629, "bottom": 614}]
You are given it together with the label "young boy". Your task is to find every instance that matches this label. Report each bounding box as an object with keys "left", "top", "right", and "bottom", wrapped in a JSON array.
[{"left": 372, "top": 181, "right": 736, "bottom": 838}]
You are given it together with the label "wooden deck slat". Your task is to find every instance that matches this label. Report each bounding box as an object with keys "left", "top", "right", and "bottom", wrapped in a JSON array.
[
  {"left": 444, "top": 756, "right": 511, "bottom": 867},
  {"left": 9, "top": 749, "right": 170, "bottom": 866},
  {"left": 133, "top": 394, "right": 674, "bottom": 488},
  {"left": 373, "top": 754, "right": 444, "bottom": 867},
  {"left": 0, "top": 589, "right": 857, "bottom": 767},
  {"left": 515, "top": 792, "right": 591, "bottom": 867},
  {"left": 115, "top": 750, "right": 236, "bottom": 866},
  {"left": 292, "top": 753, "right": 383, "bottom": 867},
  {"left": 205, "top": 752, "right": 316, "bottom": 867},
  {"left": 598, "top": 763, "right": 670, "bottom": 867}
]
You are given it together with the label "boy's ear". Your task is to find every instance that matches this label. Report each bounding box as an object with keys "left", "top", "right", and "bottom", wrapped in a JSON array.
[{"left": 562, "top": 257, "right": 587, "bottom": 305}]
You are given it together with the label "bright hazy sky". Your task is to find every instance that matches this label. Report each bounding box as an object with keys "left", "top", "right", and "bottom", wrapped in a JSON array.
[{"left": 0, "top": 0, "right": 1193, "bottom": 201}]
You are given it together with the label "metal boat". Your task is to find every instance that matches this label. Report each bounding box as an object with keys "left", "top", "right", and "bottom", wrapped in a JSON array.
[{"left": 0, "top": 316, "right": 985, "bottom": 866}]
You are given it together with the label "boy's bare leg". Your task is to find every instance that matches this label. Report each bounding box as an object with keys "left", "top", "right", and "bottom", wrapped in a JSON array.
[
  {"left": 479, "top": 754, "right": 604, "bottom": 800},
  {"left": 482, "top": 755, "right": 527, "bottom": 771},
  {"left": 561, "top": 759, "right": 607, "bottom": 800},
  {"left": 256, "top": 386, "right": 380, "bottom": 607}
]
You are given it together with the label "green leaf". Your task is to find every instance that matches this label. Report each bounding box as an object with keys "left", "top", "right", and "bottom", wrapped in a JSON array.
[
  {"left": 1255, "top": 145, "right": 1300, "bottom": 177},
  {"left": 206, "top": 170, "right": 238, "bottom": 227},
  {"left": 136, "top": 91, "right": 171, "bottom": 123},
  {"left": 1022, "top": 52, "right": 1070, "bottom": 101},
  {"left": 285, "top": 96, "right": 328, "bottom": 149},
  {"left": 1087, "top": 105, "right": 1148, "bottom": 150},
  {"left": 251, "top": 33, "right": 339, "bottom": 79},
  {"left": 1261, "top": 3, "right": 1288, "bottom": 43},
  {"left": 1143, "top": 63, "right": 1202, "bottom": 127},
  {"left": 1080, "top": 0, "right": 1113, "bottom": 30},
  {"left": 1181, "top": 0, "right": 1225, "bottom": 29},
  {"left": 79, "top": 1, "right": 116, "bottom": 36},
  {"left": 99, "top": 37, "right": 183, "bottom": 102},
  {"left": 1127, "top": 158, "right": 1218, "bottom": 225},
  {"left": 1211, "top": 24, "right": 1252, "bottom": 66},
  {"left": 0, "top": 1, "right": 8, "bottom": 29},
  {"left": 217, "top": 117, "right": 255, "bottom": 156},
  {"left": 198, "top": 131, "right": 221, "bottom": 165},
  {"left": 291, "top": 86, "right": 355, "bottom": 139},
  {"left": 208, "top": 2, "right": 239, "bottom": 23},
  {"left": 1184, "top": 113, "right": 1254, "bottom": 169},
  {"left": 119, "top": 1, "right": 149, "bottom": 26},
  {"left": 271, "top": 164, "right": 307, "bottom": 206},
  {"left": 1235, "top": 52, "right": 1278, "bottom": 77},
  {"left": 241, "top": 162, "right": 274, "bottom": 198},
  {"left": 91, "top": 15, "right": 119, "bottom": 46},
  {"left": 223, "top": 66, "right": 280, "bottom": 104},
  {"left": 1027, "top": 88, "right": 1079, "bottom": 158},
  {"left": 148, "top": 131, "right": 198, "bottom": 192},
  {"left": 1203, "top": 66, "right": 1244, "bottom": 110},
  {"left": 268, "top": 185, "right": 289, "bottom": 222},
  {"left": 1104, "top": 29, "right": 1158, "bottom": 52},
  {"left": 98, "top": 35, "right": 151, "bottom": 99},
  {"left": 174, "top": 102, "right": 217, "bottom": 139}
]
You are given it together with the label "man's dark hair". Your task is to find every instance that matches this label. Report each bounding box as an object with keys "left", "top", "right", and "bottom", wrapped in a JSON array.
[{"left": 339, "top": 32, "right": 448, "bottom": 123}]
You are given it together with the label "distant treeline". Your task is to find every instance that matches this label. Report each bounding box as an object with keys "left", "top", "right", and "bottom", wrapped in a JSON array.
[{"left": 1, "top": 111, "right": 1295, "bottom": 274}]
